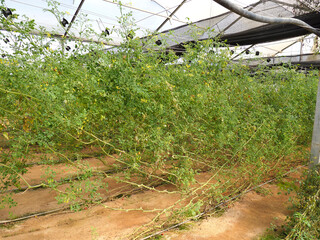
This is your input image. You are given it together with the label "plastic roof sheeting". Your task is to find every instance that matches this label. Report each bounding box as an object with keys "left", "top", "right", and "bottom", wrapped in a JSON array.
[
  {"left": 153, "top": 1, "right": 319, "bottom": 52},
  {"left": 1, "top": 0, "right": 320, "bottom": 64},
  {"left": 4, "top": 0, "right": 258, "bottom": 44}
]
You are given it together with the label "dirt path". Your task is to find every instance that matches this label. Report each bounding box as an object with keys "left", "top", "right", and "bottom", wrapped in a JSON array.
[
  {"left": 1, "top": 149, "right": 302, "bottom": 240},
  {"left": 0, "top": 180, "right": 294, "bottom": 240},
  {"left": 167, "top": 184, "right": 292, "bottom": 240}
]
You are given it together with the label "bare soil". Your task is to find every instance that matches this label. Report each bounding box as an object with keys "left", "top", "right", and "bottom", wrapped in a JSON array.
[
  {"left": 167, "top": 184, "right": 293, "bottom": 240},
  {"left": 0, "top": 153, "right": 302, "bottom": 240}
]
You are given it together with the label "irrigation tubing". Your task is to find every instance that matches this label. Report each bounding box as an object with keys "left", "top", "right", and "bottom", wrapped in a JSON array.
[
  {"left": 0, "top": 165, "right": 306, "bottom": 228},
  {"left": 0, "top": 207, "right": 69, "bottom": 224},
  {"left": 2, "top": 166, "right": 129, "bottom": 194},
  {"left": 24, "top": 152, "right": 106, "bottom": 167},
  {"left": 0, "top": 180, "right": 163, "bottom": 225},
  {"left": 140, "top": 164, "right": 307, "bottom": 240},
  {"left": 3, "top": 163, "right": 211, "bottom": 194}
]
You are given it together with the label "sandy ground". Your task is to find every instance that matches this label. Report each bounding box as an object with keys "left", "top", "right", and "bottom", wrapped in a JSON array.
[
  {"left": 0, "top": 152, "right": 301, "bottom": 240},
  {"left": 0, "top": 179, "right": 295, "bottom": 240},
  {"left": 167, "top": 184, "right": 292, "bottom": 240}
]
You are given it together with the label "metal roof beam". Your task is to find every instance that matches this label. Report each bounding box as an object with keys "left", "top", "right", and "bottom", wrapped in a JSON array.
[
  {"left": 0, "top": 27, "right": 120, "bottom": 46},
  {"left": 151, "top": 0, "right": 179, "bottom": 20},
  {"left": 156, "top": 0, "right": 188, "bottom": 32},
  {"left": 102, "top": 0, "right": 189, "bottom": 25},
  {"left": 231, "top": 44, "right": 255, "bottom": 60},
  {"left": 63, "top": 0, "right": 86, "bottom": 38},
  {"left": 271, "top": 35, "right": 308, "bottom": 57}
]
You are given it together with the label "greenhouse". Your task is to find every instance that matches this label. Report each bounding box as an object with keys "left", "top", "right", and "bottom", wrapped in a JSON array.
[{"left": 0, "top": 0, "right": 320, "bottom": 239}]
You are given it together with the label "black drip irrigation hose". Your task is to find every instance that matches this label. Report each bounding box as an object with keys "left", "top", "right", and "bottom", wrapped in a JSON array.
[
  {"left": 0, "top": 207, "right": 69, "bottom": 224},
  {"left": 0, "top": 180, "right": 164, "bottom": 225},
  {"left": 0, "top": 165, "right": 306, "bottom": 228},
  {"left": 24, "top": 151, "right": 106, "bottom": 167},
  {"left": 2, "top": 167, "right": 128, "bottom": 194},
  {"left": 140, "top": 165, "right": 307, "bottom": 240},
  {"left": 4, "top": 162, "right": 210, "bottom": 194}
]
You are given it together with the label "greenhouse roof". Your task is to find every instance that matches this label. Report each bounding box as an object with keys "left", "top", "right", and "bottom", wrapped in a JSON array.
[
  {"left": 1, "top": 0, "right": 320, "bottom": 65},
  {"left": 151, "top": 0, "right": 320, "bottom": 54},
  {"left": 3, "top": 0, "right": 257, "bottom": 44},
  {"left": 2, "top": 1, "right": 317, "bottom": 43}
]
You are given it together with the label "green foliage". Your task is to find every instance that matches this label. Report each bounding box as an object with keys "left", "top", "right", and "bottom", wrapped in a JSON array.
[
  {"left": 0, "top": 1, "right": 318, "bottom": 235},
  {"left": 0, "top": 193, "right": 16, "bottom": 209},
  {"left": 261, "top": 167, "right": 320, "bottom": 240},
  {"left": 55, "top": 166, "right": 106, "bottom": 211},
  {"left": 284, "top": 167, "right": 320, "bottom": 239}
]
